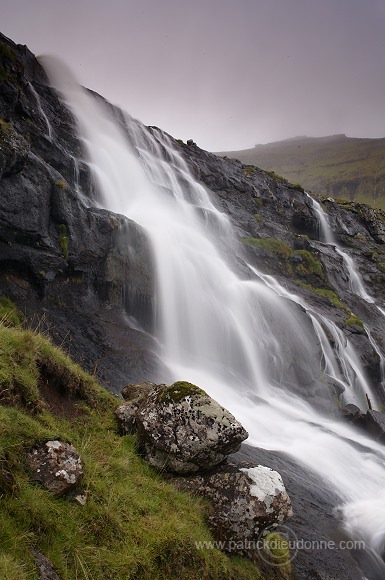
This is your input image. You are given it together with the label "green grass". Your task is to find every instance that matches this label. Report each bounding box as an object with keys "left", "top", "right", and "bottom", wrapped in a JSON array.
[
  {"left": 0, "top": 320, "right": 267, "bottom": 579},
  {"left": 243, "top": 237, "right": 292, "bottom": 258},
  {"left": 345, "top": 315, "right": 364, "bottom": 328},
  {"left": 296, "top": 281, "right": 350, "bottom": 313},
  {"left": 218, "top": 135, "right": 385, "bottom": 208},
  {"left": 0, "top": 118, "right": 11, "bottom": 135},
  {"left": 54, "top": 180, "right": 68, "bottom": 190},
  {"left": 243, "top": 238, "right": 324, "bottom": 280},
  {"left": 57, "top": 224, "right": 69, "bottom": 259},
  {"left": 0, "top": 297, "right": 21, "bottom": 327}
]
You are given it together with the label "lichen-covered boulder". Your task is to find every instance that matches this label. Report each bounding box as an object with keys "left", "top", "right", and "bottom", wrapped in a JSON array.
[
  {"left": 173, "top": 462, "right": 292, "bottom": 551},
  {"left": 26, "top": 440, "right": 84, "bottom": 496},
  {"left": 135, "top": 381, "right": 248, "bottom": 473}
]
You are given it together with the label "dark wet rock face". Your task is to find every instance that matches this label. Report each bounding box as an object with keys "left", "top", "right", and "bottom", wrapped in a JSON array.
[
  {"left": 0, "top": 32, "right": 163, "bottom": 392},
  {"left": 1, "top": 30, "right": 385, "bottom": 404},
  {"left": 26, "top": 440, "right": 84, "bottom": 496},
  {"left": 135, "top": 382, "right": 248, "bottom": 473}
]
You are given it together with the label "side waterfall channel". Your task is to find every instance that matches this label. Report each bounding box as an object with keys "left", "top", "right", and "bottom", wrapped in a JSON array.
[{"left": 45, "top": 65, "right": 385, "bottom": 568}]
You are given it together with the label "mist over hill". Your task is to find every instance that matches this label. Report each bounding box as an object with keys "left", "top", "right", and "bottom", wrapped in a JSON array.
[{"left": 218, "top": 134, "right": 385, "bottom": 208}]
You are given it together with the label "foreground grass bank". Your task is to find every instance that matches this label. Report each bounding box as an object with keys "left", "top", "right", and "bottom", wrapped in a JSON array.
[{"left": 0, "top": 307, "right": 275, "bottom": 579}]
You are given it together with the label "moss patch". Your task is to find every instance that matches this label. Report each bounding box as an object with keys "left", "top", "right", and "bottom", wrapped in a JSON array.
[
  {"left": 243, "top": 237, "right": 292, "bottom": 258},
  {"left": 293, "top": 250, "right": 323, "bottom": 277},
  {"left": 296, "top": 281, "right": 350, "bottom": 313},
  {"left": 160, "top": 381, "right": 206, "bottom": 404},
  {"left": 57, "top": 224, "right": 69, "bottom": 259},
  {"left": 345, "top": 315, "right": 364, "bottom": 328},
  {"left": 0, "top": 297, "right": 21, "bottom": 327}
]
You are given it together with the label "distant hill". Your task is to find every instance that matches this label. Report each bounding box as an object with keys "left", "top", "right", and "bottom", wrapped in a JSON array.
[{"left": 218, "top": 134, "right": 385, "bottom": 209}]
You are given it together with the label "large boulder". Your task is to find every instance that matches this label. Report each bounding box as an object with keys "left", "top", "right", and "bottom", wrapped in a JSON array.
[
  {"left": 135, "top": 381, "right": 248, "bottom": 473},
  {"left": 26, "top": 440, "right": 84, "bottom": 496},
  {"left": 173, "top": 462, "right": 292, "bottom": 552}
]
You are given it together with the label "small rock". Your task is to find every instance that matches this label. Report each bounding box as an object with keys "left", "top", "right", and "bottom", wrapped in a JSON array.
[
  {"left": 32, "top": 550, "right": 62, "bottom": 580},
  {"left": 26, "top": 440, "right": 84, "bottom": 496},
  {"left": 173, "top": 462, "right": 292, "bottom": 552},
  {"left": 136, "top": 381, "right": 248, "bottom": 473},
  {"left": 121, "top": 381, "right": 157, "bottom": 402},
  {"left": 115, "top": 402, "right": 139, "bottom": 434}
]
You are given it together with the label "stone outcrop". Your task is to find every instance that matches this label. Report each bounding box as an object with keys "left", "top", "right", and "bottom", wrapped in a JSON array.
[
  {"left": 135, "top": 381, "right": 248, "bottom": 474},
  {"left": 173, "top": 461, "right": 292, "bottom": 552},
  {"left": 26, "top": 440, "right": 84, "bottom": 496},
  {"left": 1, "top": 30, "right": 385, "bottom": 404}
]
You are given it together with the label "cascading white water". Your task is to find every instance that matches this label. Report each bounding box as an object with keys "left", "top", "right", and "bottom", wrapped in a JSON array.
[
  {"left": 28, "top": 81, "right": 53, "bottom": 140},
  {"left": 308, "top": 194, "right": 375, "bottom": 303},
  {"left": 43, "top": 59, "right": 385, "bottom": 566}
]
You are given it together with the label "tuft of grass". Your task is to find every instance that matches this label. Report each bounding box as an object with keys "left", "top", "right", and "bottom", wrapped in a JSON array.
[
  {"left": 259, "top": 531, "right": 292, "bottom": 577},
  {"left": 57, "top": 224, "right": 69, "bottom": 259},
  {"left": 0, "top": 297, "right": 21, "bottom": 327},
  {"left": 290, "top": 183, "right": 305, "bottom": 192},
  {"left": 0, "top": 118, "right": 10, "bottom": 135},
  {"left": 296, "top": 281, "right": 350, "bottom": 313},
  {"left": 54, "top": 180, "right": 67, "bottom": 190},
  {"left": 293, "top": 250, "right": 323, "bottom": 277},
  {"left": 0, "top": 320, "right": 265, "bottom": 579},
  {"left": 254, "top": 213, "right": 263, "bottom": 223},
  {"left": 243, "top": 237, "right": 292, "bottom": 258},
  {"left": 345, "top": 315, "right": 364, "bottom": 328},
  {"left": 243, "top": 165, "right": 255, "bottom": 176}
]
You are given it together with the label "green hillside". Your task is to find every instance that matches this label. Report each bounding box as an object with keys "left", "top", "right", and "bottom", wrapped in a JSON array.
[{"left": 219, "top": 134, "right": 385, "bottom": 209}]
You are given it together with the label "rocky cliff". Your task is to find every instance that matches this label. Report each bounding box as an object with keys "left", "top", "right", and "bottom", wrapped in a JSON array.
[
  {"left": 3, "top": 30, "right": 385, "bottom": 579},
  {"left": 2, "top": 31, "right": 385, "bottom": 403}
]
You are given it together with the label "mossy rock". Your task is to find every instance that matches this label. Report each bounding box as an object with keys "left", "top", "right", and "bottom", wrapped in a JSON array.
[
  {"left": 159, "top": 381, "right": 206, "bottom": 404},
  {"left": 292, "top": 250, "right": 324, "bottom": 278},
  {"left": 242, "top": 237, "right": 292, "bottom": 258}
]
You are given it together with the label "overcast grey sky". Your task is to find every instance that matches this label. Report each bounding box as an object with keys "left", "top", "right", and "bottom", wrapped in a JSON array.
[{"left": 1, "top": 0, "right": 385, "bottom": 150}]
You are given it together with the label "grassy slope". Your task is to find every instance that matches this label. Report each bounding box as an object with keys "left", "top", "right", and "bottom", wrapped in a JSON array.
[
  {"left": 219, "top": 134, "right": 385, "bottom": 209},
  {"left": 0, "top": 304, "right": 272, "bottom": 580}
]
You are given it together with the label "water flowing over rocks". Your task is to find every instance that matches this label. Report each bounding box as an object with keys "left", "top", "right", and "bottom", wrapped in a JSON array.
[
  {"left": 135, "top": 381, "right": 248, "bottom": 473},
  {"left": 26, "top": 440, "right": 84, "bottom": 496},
  {"left": 3, "top": 29, "right": 385, "bottom": 578}
]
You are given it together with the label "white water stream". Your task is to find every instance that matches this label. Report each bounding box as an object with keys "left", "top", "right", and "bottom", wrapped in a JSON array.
[
  {"left": 28, "top": 82, "right": 53, "bottom": 140},
  {"left": 43, "top": 60, "right": 385, "bottom": 568},
  {"left": 308, "top": 194, "right": 375, "bottom": 303}
]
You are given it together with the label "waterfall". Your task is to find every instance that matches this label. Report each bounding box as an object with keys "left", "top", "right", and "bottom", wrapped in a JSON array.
[
  {"left": 43, "top": 59, "right": 385, "bottom": 567},
  {"left": 307, "top": 194, "right": 375, "bottom": 303},
  {"left": 28, "top": 81, "right": 53, "bottom": 140}
]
